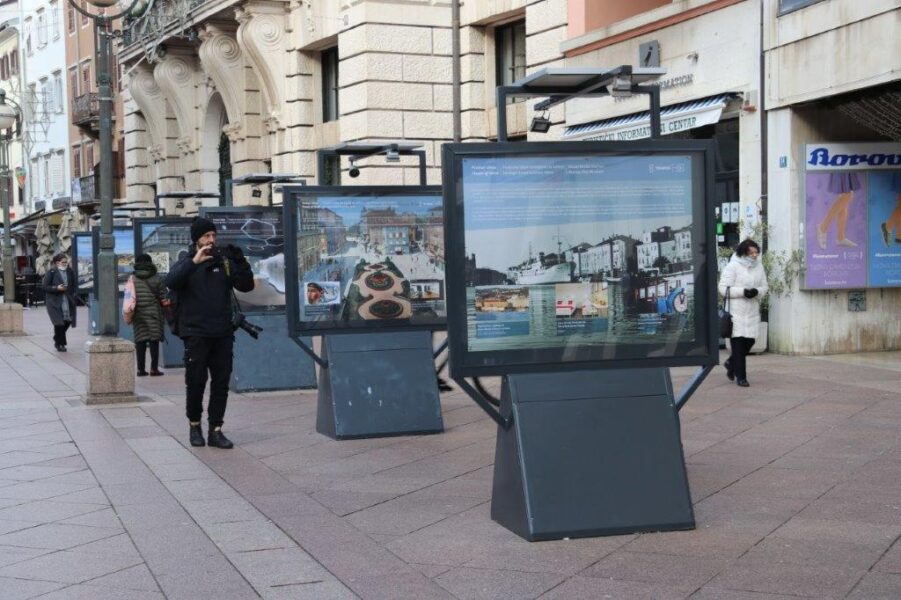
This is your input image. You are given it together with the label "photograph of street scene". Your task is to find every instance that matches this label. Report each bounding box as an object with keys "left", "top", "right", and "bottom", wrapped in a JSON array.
[
  {"left": 203, "top": 209, "right": 286, "bottom": 312},
  {"left": 137, "top": 222, "right": 193, "bottom": 277},
  {"left": 295, "top": 193, "right": 445, "bottom": 329},
  {"left": 75, "top": 235, "right": 93, "bottom": 292},
  {"left": 462, "top": 154, "right": 697, "bottom": 354}
]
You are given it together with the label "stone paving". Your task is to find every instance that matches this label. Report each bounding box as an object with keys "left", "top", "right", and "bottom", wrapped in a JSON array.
[{"left": 0, "top": 305, "right": 899, "bottom": 599}]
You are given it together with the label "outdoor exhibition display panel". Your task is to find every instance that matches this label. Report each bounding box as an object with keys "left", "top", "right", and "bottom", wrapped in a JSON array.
[
  {"left": 84, "top": 227, "right": 134, "bottom": 338},
  {"left": 442, "top": 140, "right": 718, "bottom": 540},
  {"left": 197, "top": 207, "right": 316, "bottom": 392},
  {"left": 72, "top": 232, "right": 94, "bottom": 296},
  {"left": 801, "top": 143, "right": 901, "bottom": 289},
  {"left": 133, "top": 218, "right": 193, "bottom": 368},
  {"left": 283, "top": 186, "right": 446, "bottom": 439}
]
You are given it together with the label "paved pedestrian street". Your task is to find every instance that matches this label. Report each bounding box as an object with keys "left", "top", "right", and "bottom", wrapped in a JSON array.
[{"left": 0, "top": 306, "right": 899, "bottom": 599}]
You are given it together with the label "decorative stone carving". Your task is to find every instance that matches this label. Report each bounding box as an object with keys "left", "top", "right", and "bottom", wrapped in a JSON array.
[
  {"left": 176, "top": 136, "right": 197, "bottom": 156},
  {"left": 153, "top": 52, "right": 203, "bottom": 150},
  {"left": 236, "top": 2, "right": 290, "bottom": 130},
  {"left": 198, "top": 23, "right": 245, "bottom": 125},
  {"left": 127, "top": 66, "right": 167, "bottom": 153},
  {"left": 223, "top": 122, "right": 245, "bottom": 143},
  {"left": 147, "top": 145, "right": 164, "bottom": 162}
]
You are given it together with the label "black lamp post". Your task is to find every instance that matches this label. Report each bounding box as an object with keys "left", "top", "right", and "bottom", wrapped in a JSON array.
[
  {"left": 0, "top": 90, "right": 19, "bottom": 305},
  {"left": 67, "top": 0, "right": 140, "bottom": 335}
]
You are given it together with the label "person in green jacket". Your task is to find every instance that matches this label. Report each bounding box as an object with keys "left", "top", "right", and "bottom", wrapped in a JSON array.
[{"left": 132, "top": 254, "right": 166, "bottom": 376}]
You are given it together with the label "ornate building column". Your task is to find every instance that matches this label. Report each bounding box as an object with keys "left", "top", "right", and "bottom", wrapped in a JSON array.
[
  {"left": 236, "top": 1, "right": 291, "bottom": 173},
  {"left": 153, "top": 50, "right": 206, "bottom": 193}
]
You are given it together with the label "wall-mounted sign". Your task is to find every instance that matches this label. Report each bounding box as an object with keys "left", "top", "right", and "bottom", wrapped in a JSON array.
[{"left": 803, "top": 143, "right": 901, "bottom": 289}]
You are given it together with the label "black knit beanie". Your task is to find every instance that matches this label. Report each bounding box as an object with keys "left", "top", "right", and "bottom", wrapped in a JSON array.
[{"left": 190, "top": 217, "right": 217, "bottom": 244}]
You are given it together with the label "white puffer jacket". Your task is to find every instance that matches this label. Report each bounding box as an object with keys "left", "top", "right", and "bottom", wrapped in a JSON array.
[{"left": 718, "top": 254, "right": 768, "bottom": 339}]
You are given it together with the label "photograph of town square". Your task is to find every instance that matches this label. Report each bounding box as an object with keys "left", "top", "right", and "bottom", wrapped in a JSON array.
[{"left": 296, "top": 195, "right": 446, "bottom": 326}]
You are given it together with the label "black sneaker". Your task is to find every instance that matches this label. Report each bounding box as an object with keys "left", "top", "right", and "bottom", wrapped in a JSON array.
[
  {"left": 724, "top": 359, "right": 734, "bottom": 381},
  {"left": 189, "top": 425, "right": 205, "bottom": 447},
  {"left": 736, "top": 379, "right": 750, "bottom": 387},
  {"left": 437, "top": 377, "right": 453, "bottom": 392},
  {"left": 207, "top": 430, "right": 234, "bottom": 449},
  {"left": 137, "top": 370, "right": 148, "bottom": 377}
]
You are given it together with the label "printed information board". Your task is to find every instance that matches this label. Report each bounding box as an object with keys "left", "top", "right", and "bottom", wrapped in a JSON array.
[
  {"left": 442, "top": 142, "right": 717, "bottom": 377},
  {"left": 73, "top": 232, "right": 94, "bottom": 293},
  {"left": 283, "top": 186, "right": 446, "bottom": 335},
  {"left": 803, "top": 143, "right": 901, "bottom": 289},
  {"left": 200, "top": 207, "right": 285, "bottom": 313},
  {"left": 133, "top": 218, "right": 193, "bottom": 276}
]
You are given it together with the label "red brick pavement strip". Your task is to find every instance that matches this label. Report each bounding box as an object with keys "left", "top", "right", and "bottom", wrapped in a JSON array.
[{"left": 2, "top": 306, "right": 901, "bottom": 598}]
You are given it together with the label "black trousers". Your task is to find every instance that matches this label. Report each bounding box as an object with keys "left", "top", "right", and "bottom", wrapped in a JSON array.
[
  {"left": 184, "top": 336, "right": 233, "bottom": 428},
  {"left": 53, "top": 321, "right": 71, "bottom": 347},
  {"left": 135, "top": 341, "right": 160, "bottom": 372},
  {"left": 729, "top": 336, "right": 755, "bottom": 381}
]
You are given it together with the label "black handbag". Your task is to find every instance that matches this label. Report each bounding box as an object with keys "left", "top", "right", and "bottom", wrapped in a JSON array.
[{"left": 719, "top": 286, "right": 733, "bottom": 338}]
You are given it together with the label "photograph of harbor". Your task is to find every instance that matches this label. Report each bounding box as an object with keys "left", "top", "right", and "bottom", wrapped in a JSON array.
[
  {"left": 295, "top": 193, "right": 446, "bottom": 328},
  {"left": 75, "top": 234, "right": 94, "bottom": 292},
  {"left": 461, "top": 153, "right": 698, "bottom": 353},
  {"left": 203, "top": 209, "right": 286, "bottom": 312},
  {"left": 473, "top": 286, "right": 530, "bottom": 339}
]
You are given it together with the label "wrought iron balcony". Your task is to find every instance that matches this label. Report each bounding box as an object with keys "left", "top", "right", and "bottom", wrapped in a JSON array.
[
  {"left": 73, "top": 93, "right": 100, "bottom": 131},
  {"left": 78, "top": 175, "right": 97, "bottom": 205}
]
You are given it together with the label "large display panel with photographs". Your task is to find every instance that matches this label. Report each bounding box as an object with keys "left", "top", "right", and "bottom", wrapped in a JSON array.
[
  {"left": 133, "top": 218, "right": 193, "bottom": 276},
  {"left": 72, "top": 232, "right": 94, "bottom": 293},
  {"left": 284, "top": 186, "right": 446, "bottom": 335},
  {"left": 199, "top": 207, "right": 285, "bottom": 314},
  {"left": 443, "top": 141, "right": 717, "bottom": 377},
  {"left": 90, "top": 227, "right": 134, "bottom": 294}
]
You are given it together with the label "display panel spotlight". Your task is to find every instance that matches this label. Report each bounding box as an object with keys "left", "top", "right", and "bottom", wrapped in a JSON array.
[
  {"left": 348, "top": 159, "right": 361, "bottom": 178},
  {"left": 529, "top": 112, "right": 552, "bottom": 134},
  {"left": 385, "top": 145, "right": 400, "bottom": 162},
  {"left": 251, "top": 186, "right": 262, "bottom": 198}
]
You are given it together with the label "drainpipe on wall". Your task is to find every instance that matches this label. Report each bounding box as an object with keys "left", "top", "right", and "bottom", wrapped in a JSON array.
[
  {"left": 451, "top": 0, "right": 461, "bottom": 143},
  {"left": 759, "top": 0, "right": 768, "bottom": 251}
]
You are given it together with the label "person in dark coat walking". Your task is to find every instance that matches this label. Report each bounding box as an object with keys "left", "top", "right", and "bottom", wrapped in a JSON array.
[
  {"left": 132, "top": 254, "right": 166, "bottom": 377},
  {"left": 166, "top": 217, "right": 254, "bottom": 449},
  {"left": 42, "top": 253, "right": 77, "bottom": 352}
]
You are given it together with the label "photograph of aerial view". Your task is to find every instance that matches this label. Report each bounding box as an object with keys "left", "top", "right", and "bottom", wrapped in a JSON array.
[{"left": 296, "top": 195, "right": 446, "bottom": 327}]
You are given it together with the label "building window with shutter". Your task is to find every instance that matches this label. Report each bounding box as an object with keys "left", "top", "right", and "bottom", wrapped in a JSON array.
[
  {"left": 10, "top": 51, "right": 17, "bottom": 76},
  {"left": 31, "top": 158, "right": 39, "bottom": 198},
  {"left": 53, "top": 72, "right": 63, "bottom": 113},
  {"left": 68, "top": 67, "right": 78, "bottom": 102},
  {"left": 85, "top": 143, "right": 94, "bottom": 171},
  {"left": 42, "top": 156, "right": 50, "bottom": 197},
  {"left": 81, "top": 63, "right": 91, "bottom": 93},
  {"left": 50, "top": 1, "right": 60, "bottom": 40},
  {"left": 37, "top": 9, "right": 47, "bottom": 47},
  {"left": 39, "top": 78, "right": 50, "bottom": 114},
  {"left": 24, "top": 18, "right": 32, "bottom": 56},
  {"left": 67, "top": 4, "right": 75, "bottom": 34},
  {"left": 53, "top": 152, "right": 65, "bottom": 195},
  {"left": 72, "top": 145, "right": 81, "bottom": 179},
  {"left": 321, "top": 46, "right": 339, "bottom": 123},
  {"left": 0, "top": 56, "right": 7, "bottom": 81}
]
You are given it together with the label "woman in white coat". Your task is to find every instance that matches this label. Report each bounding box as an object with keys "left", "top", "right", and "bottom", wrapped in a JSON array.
[{"left": 718, "top": 239, "right": 767, "bottom": 387}]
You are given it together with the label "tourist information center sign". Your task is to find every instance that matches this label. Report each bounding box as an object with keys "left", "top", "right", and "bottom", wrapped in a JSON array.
[
  {"left": 442, "top": 141, "right": 717, "bottom": 377},
  {"left": 200, "top": 207, "right": 285, "bottom": 314},
  {"left": 803, "top": 143, "right": 901, "bottom": 289},
  {"left": 283, "top": 186, "right": 447, "bottom": 335}
]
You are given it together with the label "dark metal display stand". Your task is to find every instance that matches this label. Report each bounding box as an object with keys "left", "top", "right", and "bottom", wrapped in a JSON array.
[
  {"left": 491, "top": 369, "right": 693, "bottom": 541},
  {"left": 314, "top": 332, "right": 443, "bottom": 439},
  {"left": 446, "top": 68, "right": 713, "bottom": 541},
  {"left": 289, "top": 148, "right": 445, "bottom": 439}
]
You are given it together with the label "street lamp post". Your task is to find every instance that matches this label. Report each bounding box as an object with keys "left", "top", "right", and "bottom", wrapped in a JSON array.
[
  {"left": 0, "top": 90, "right": 18, "bottom": 308},
  {"left": 68, "top": 0, "right": 139, "bottom": 336},
  {"left": 70, "top": 0, "right": 141, "bottom": 404}
]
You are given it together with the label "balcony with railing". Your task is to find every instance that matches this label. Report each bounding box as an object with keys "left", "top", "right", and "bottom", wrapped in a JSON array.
[
  {"left": 78, "top": 175, "right": 97, "bottom": 206},
  {"left": 73, "top": 93, "right": 100, "bottom": 132}
]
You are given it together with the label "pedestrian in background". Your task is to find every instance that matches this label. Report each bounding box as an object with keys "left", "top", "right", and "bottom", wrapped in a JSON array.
[
  {"left": 718, "top": 239, "right": 767, "bottom": 387},
  {"left": 42, "top": 253, "right": 77, "bottom": 352},
  {"left": 131, "top": 254, "right": 166, "bottom": 377}
]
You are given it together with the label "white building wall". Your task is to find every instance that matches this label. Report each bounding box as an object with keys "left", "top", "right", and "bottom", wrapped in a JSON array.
[{"left": 21, "top": 0, "right": 69, "bottom": 214}]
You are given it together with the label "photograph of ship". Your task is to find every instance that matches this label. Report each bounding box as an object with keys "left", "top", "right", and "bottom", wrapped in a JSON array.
[
  {"left": 462, "top": 153, "right": 697, "bottom": 353},
  {"left": 203, "top": 210, "right": 286, "bottom": 312},
  {"left": 296, "top": 195, "right": 446, "bottom": 327}
]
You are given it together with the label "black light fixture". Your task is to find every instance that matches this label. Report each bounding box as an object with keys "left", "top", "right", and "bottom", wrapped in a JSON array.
[
  {"left": 385, "top": 144, "right": 400, "bottom": 162},
  {"left": 529, "top": 111, "right": 552, "bottom": 134},
  {"left": 251, "top": 186, "right": 262, "bottom": 198},
  {"left": 348, "top": 158, "right": 360, "bottom": 178}
]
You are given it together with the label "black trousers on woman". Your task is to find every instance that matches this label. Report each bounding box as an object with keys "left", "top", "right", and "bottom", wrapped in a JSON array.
[
  {"left": 729, "top": 336, "right": 755, "bottom": 381},
  {"left": 53, "top": 321, "right": 72, "bottom": 347},
  {"left": 135, "top": 341, "right": 160, "bottom": 373}
]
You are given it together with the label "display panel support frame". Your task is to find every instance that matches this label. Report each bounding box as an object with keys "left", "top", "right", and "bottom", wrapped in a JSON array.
[{"left": 283, "top": 169, "right": 447, "bottom": 440}]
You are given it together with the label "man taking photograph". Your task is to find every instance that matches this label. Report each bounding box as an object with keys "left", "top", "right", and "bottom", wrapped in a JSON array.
[{"left": 166, "top": 217, "right": 254, "bottom": 449}]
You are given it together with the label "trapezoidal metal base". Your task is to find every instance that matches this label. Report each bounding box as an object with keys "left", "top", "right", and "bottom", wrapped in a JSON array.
[
  {"left": 317, "top": 331, "right": 444, "bottom": 440},
  {"left": 491, "top": 368, "right": 694, "bottom": 541}
]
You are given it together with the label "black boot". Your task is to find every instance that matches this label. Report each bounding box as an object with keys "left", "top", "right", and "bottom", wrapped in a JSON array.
[
  {"left": 189, "top": 424, "right": 205, "bottom": 447},
  {"left": 724, "top": 359, "right": 734, "bottom": 381},
  {"left": 208, "top": 429, "right": 234, "bottom": 449},
  {"left": 736, "top": 378, "right": 750, "bottom": 387}
]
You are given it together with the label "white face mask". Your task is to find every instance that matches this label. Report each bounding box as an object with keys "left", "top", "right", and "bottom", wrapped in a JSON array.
[{"left": 738, "top": 256, "right": 757, "bottom": 268}]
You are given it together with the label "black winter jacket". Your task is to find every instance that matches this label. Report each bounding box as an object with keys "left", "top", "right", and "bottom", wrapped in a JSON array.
[{"left": 165, "top": 248, "right": 254, "bottom": 338}]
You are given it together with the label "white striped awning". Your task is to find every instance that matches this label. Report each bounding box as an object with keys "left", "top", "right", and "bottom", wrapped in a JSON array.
[{"left": 564, "top": 93, "right": 740, "bottom": 142}]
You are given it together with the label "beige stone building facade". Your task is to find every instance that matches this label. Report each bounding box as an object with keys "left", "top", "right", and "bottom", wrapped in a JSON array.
[{"left": 119, "top": 0, "right": 567, "bottom": 213}]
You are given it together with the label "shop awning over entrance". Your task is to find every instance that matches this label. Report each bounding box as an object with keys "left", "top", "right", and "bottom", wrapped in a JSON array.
[{"left": 564, "top": 93, "right": 739, "bottom": 142}]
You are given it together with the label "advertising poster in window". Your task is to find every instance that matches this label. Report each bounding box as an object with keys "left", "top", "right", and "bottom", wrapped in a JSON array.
[
  {"left": 292, "top": 189, "right": 446, "bottom": 332},
  {"left": 802, "top": 143, "right": 901, "bottom": 289},
  {"left": 201, "top": 208, "right": 285, "bottom": 313},
  {"left": 135, "top": 220, "right": 192, "bottom": 276},
  {"left": 458, "top": 151, "right": 703, "bottom": 360}
]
